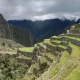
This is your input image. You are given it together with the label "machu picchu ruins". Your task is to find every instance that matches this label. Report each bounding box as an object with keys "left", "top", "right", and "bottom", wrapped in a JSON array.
[{"left": 0, "top": 0, "right": 80, "bottom": 79}]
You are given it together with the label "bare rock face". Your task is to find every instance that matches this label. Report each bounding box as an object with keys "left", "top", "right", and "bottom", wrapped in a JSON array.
[{"left": 0, "top": 13, "right": 35, "bottom": 46}]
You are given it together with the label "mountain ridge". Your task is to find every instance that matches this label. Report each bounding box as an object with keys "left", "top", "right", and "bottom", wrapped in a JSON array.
[{"left": 8, "top": 18, "right": 76, "bottom": 41}]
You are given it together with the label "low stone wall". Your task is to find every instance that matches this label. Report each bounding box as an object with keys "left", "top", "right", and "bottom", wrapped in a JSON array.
[
  {"left": 61, "top": 37, "right": 80, "bottom": 47},
  {"left": 65, "top": 34, "right": 80, "bottom": 38},
  {"left": 57, "top": 46, "right": 65, "bottom": 52},
  {"left": 44, "top": 55, "right": 53, "bottom": 63},
  {"left": 66, "top": 46, "right": 72, "bottom": 54},
  {"left": 0, "top": 53, "right": 18, "bottom": 58},
  {"left": 50, "top": 41, "right": 59, "bottom": 45},
  {"left": 46, "top": 49, "right": 58, "bottom": 56},
  {"left": 70, "top": 30, "right": 80, "bottom": 34},
  {"left": 60, "top": 41, "right": 68, "bottom": 46},
  {"left": 71, "top": 40, "right": 80, "bottom": 47},
  {"left": 50, "top": 37, "right": 62, "bottom": 41},
  {"left": 37, "top": 44, "right": 44, "bottom": 50},
  {"left": 17, "top": 58, "right": 31, "bottom": 66},
  {"left": 44, "top": 43, "right": 57, "bottom": 51},
  {"left": 17, "top": 50, "right": 33, "bottom": 58}
]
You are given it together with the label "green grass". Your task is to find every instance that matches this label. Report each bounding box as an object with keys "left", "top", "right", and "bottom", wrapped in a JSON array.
[
  {"left": 22, "top": 74, "right": 35, "bottom": 80},
  {"left": 44, "top": 39, "right": 56, "bottom": 47},
  {"left": 45, "top": 52, "right": 57, "bottom": 61},
  {"left": 17, "top": 55, "right": 32, "bottom": 60},
  {"left": 63, "top": 36, "right": 80, "bottom": 41},
  {"left": 51, "top": 40, "right": 61, "bottom": 43},
  {"left": 47, "top": 51, "right": 71, "bottom": 79},
  {"left": 65, "top": 65, "right": 80, "bottom": 80},
  {"left": 40, "top": 56, "right": 51, "bottom": 65},
  {"left": 34, "top": 63, "right": 40, "bottom": 70},
  {"left": 50, "top": 60, "right": 78, "bottom": 80},
  {"left": 0, "top": 51, "right": 17, "bottom": 54},
  {"left": 69, "top": 43, "right": 80, "bottom": 59},
  {"left": 28, "top": 64, "right": 35, "bottom": 73},
  {"left": 19, "top": 47, "right": 34, "bottom": 53},
  {"left": 49, "top": 66, "right": 59, "bottom": 78},
  {"left": 59, "top": 50, "right": 70, "bottom": 65},
  {"left": 44, "top": 39, "right": 50, "bottom": 43},
  {"left": 51, "top": 36, "right": 61, "bottom": 38},
  {"left": 38, "top": 42, "right": 43, "bottom": 46},
  {"left": 34, "top": 44, "right": 37, "bottom": 48},
  {"left": 58, "top": 45, "right": 67, "bottom": 49}
]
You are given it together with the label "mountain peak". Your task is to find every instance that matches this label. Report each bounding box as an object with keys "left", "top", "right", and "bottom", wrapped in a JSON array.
[
  {"left": 0, "top": 13, "right": 5, "bottom": 22},
  {"left": 0, "top": 13, "right": 3, "bottom": 19}
]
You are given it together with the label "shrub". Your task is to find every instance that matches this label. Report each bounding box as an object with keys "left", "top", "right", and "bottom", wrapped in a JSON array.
[{"left": 0, "top": 55, "right": 28, "bottom": 80}]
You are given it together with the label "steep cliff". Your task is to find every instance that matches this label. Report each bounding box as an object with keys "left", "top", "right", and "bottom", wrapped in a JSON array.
[{"left": 0, "top": 14, "right": 35, "bottom": 46}]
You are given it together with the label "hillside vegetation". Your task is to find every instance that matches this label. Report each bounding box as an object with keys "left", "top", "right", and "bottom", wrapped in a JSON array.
[
  {"left": 17, "top": 23, "right": 80, "bottom": 80},
  {"left": 1, "top": 14, "right": 80, "bottom": 80}
]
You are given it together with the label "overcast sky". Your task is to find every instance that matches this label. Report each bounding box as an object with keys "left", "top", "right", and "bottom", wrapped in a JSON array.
[{"left": 0, "top": 0, "right": 80, "bottom": 21}]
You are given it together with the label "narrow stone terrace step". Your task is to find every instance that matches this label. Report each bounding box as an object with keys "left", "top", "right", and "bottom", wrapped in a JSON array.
[
  {"left": 50, "top": 40, "right": 61, "bottom": 45},
  {"left": 69, "top": 30, "right": 80, "bottom": 34},
  {"left": 50, "top": 36, "right": 62, "bottom": 41},
  {"left": 16, "top": 55, "right": 32, "bottom": 66}
]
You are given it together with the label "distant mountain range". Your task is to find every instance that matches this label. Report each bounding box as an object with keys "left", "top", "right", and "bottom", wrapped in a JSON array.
[{"left": 8, "top": 18, "right": 80, "bottom": 41}]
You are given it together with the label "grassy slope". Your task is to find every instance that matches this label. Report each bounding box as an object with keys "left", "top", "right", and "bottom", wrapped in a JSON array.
[{"left": 21, "top": 24, "right": 80, "bottom": 80}]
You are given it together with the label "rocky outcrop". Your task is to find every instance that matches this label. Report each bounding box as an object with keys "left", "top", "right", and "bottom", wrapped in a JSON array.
[{"left": 0, "top": 14, "right": 35, "bottom": 46}]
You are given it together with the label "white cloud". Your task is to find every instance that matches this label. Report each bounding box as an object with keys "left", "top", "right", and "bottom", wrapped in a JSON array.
[
  {"left": 0, "top": 0, "right": 80, "bottom": 20},
  {"left": 33, "top": 13, "right": 56, "bottom": 21}
]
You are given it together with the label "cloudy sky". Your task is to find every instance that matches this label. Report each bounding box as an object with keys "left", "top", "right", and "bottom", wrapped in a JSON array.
[{"left": 0, "top": 0, "right": 80, "bottom": 21}]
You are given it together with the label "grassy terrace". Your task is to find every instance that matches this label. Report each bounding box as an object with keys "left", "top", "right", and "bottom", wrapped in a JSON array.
[
  {"left": 51, "top": 35, "right": 80, "bottom": 42},
  {"left": 36, "top": 51, "right": 71, "bottom": 80},
  {"left": 58, "top": 45, "right": 67, "bottom": 49},
  {"left": 34, "top": 44, "right": 37, "bottom": 47},
  {"left": 51, "top": 40, "right": 61, "bottom": 43},
  {"left": 59, "top": 50, "right": 71, "bottom": 65},
  {"left": 40, "top": 56, "right": 51, "bottom": 66},
  {"left": 17, "top": 55, "right": 32, "bottom": 60},
  {"left": 51, "top": 36, "right": 61, "bottom": 39},
  {"left": 69, "top": 43, "right": 80, "bottom": 59},
  {"left": 38, "top": 42, "right": 43, "bottom": 46},
  {"left": 37, "top": 43, "right": 45, "bottom": 49},
  {"left": 70, "top": 26, "right": 80, "bottom": 30},
  {"left": 65, "top": 65, "right": 80, "bottom": 80},
  {"left": 51, "top": 40, "right": 61, "bottom": 45},
  {"left": 44, "top": 38, "right": 67, "bottom": 52},
  {"left": 63, "top": 36, "right": 80, "bottom": 41},
  {"left": 45, "top": 52, "right": 57, "bottom": 61},
  {"left": 28, "top": 64, "right": 35, "bottom": 73},
  {"left": 0, "top": 51, "right": 17, "bottom": 54},
  {"left": 44, "top": 39, "right": 57, "bottom": 47},
  {"left": 34, "top": 63, "right": 40, "bottom": 70},
  {"left": 50, "top": 60, "right": 78, "bottom": 80},
  {"left": 19, "top": 47, "right": 34, "bottom": 53}
]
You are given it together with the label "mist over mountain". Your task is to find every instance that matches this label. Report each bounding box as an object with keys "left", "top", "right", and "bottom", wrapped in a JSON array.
[{"left": 8, "top": 18, "right": 77, "bottom": 41}]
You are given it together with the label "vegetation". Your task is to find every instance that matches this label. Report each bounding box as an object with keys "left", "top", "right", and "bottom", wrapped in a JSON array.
[
  {"left": 1, "top": 14, "right": 80, "bottom": 80},
  {"left": 0, "top": 55, "right": 28, "bottom": 80},
  {"left": 19, "top": 47, "right": 34, "bottom": 53}
]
